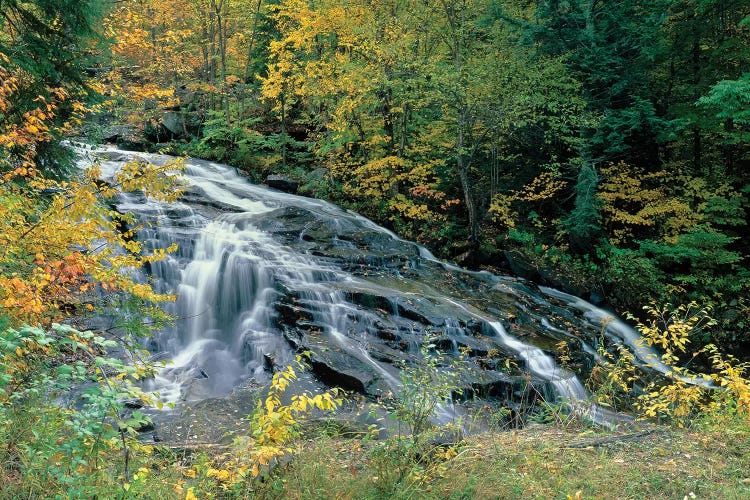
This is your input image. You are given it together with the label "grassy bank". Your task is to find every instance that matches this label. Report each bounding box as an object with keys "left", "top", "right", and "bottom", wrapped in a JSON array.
[
  {"left": 270, "top": 417, "right": 750, "bottom": 500},
  {"left": 2, "top": 393, "right": 749, "bottom": 499},
  {"left": 7, "top": 415, "right": 747, "bottom": 499}
]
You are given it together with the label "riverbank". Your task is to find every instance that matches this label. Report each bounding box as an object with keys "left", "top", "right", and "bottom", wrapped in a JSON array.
[
  {"left": 5, "top": 409, "right": 747, "bottom": 499},
  {"left": 263, "top": 416, "right": 750, "bottom": 499}
]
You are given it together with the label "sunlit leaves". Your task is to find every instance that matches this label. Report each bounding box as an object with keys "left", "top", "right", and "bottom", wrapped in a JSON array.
[
  {"left": 183, "top": 355, "right": 343, "bottom": 488},
  {"left": 599, "top": 160, "right": 746, "bottom": 248},
  {"left": 251, "top": 358, "right": 341, "bottom": 449},
  {"left": 589, "top": 303, "right": 750, "bottom": 427},
  {"left": 1, "top": 55, "right": 184, "bottom": 326},
  {"left": 489, "top": 171, "right": 569, "bottom": 230}
]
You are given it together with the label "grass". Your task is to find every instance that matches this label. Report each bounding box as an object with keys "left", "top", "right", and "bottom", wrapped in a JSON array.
[
  {"left": 267, "top": 416, "right": 750, "bottom": 499},
  {"left": 2, "top": 407, "right": 749, "bottom": 499}
]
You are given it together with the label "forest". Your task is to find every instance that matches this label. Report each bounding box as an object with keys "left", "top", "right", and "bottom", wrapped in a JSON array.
[
  {"left": 98, "top": 0, "right": 750, "bottom": 348},
  {"left": 1, "top": 0, "right": 750, "bottom": 498}
]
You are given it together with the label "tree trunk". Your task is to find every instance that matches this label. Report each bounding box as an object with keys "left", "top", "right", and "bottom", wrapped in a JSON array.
[
  {"left": 692, "top": 25, "right": 702, "bottom": 173},
  {"left": 457, "top": 105, "right": 478, "bottom": 244},
  {"left": 280, "top": 95, "right": 287, "bottom": 169},
  {"left": 240, "top": 0, "right": 264, "bottom": 118},
  {"left": 213, "top": 0, "right": 230, "bottom": 123}
]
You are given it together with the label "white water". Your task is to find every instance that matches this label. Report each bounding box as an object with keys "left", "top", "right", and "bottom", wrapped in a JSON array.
[
  {"left": 78, "top": 147, "right": 410, "bottom": 402},
  {"left": 540, "top": 287, "right": 714, "bottom": 388},
  {"left": 74, "top": 146, "right": 666, "bottom": 426}
]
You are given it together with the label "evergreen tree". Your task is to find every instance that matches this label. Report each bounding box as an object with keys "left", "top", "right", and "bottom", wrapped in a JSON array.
[{"left": 0, "top": 0, "right": 102, "bottom": 171}]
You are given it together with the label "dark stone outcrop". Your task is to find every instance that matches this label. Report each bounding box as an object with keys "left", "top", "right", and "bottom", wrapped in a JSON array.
[
  {"left": 215, "top": 202, "right": 607, "bottom": 406},
  {"left": 265, "top": 174, "right": 300, "bottom": 194},
  {"left": 101, "top": 125, "right": 148, "bottom": 151},
  {"left": 102, "top": 125, "right": 136, "bottom": 143}
]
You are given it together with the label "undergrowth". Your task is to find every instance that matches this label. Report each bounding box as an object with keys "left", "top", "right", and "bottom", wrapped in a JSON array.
[{"left": 2, "top": 303, "right": 750, "bottom": 499}]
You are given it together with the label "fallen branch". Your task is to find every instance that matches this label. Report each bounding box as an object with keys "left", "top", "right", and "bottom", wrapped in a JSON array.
[{"left": 565, "top": 428, "right": 664, "bottom": 449}]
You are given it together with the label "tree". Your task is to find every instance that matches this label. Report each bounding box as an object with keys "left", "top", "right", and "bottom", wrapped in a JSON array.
[
  {"left": 0, "top": 0, "right": 101, "bottom": 173},
  {"left": 261, "top": 0, "right": 459, "bottom": 241}
]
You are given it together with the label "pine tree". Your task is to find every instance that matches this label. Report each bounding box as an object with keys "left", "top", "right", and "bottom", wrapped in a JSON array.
[{"left": 0, "top": 0, "right": 102, "bottom": 172}]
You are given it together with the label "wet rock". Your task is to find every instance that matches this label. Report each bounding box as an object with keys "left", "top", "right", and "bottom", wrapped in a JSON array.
[
  {"left": 134, "top": 420, "right": 156, "bottom": 432},
  {"left": 101, "top": 125, "right": 148, "bottom": 151},
  {"left": 395, "top": 299, "right": 445, "bottom": 326},
  {"left": 94, "top": 150, "right": 133, "bottom": 163},
  {"left": 345, "top": 290, "right": 394, "bottom": 311},
  {"left": 85, "top": 150, "right": 664, "bottom": 443},
  {"left": 102, "top": 125, "right": 136, "bottom": 143},
  {"left": 283, "top": 327, "right": 393, "bottom": 396},
  {"left": 123, "top": 398, "right": 145, "bottom": 409},
  {"left": 309, "top": 358, "right": 373, "bottom": 394},
  {"left": 263, "top": 353, "right": 277, "bottom": 371},
  {"left": 265, "top": 174, "right": 300, "bottom": 194},
  {"left": 146, "top": 381, "right": 265, "bottom": 445}
]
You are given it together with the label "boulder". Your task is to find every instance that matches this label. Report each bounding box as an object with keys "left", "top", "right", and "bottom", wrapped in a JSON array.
[
  {"left": 161, "top": 111, "right": 187, "bottom": 137},
  {"left": 101, "top": 125, "right": 148, "bottom": 151},
  {"left": 102, "top": 125, "right": 136, "bottom": 143},
  {"left": 308, "top": 168, "right": 329, "bottom": 180},
  {"left": 265, "top": 174, "right": 300, "bottom": 194}
]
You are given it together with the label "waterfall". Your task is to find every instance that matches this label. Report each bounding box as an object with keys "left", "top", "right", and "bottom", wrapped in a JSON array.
[{"left": 76, "top": 146, "right": 667, "bottom": 425}]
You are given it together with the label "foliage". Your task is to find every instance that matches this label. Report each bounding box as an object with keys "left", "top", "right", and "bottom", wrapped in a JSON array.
[
  {"left": 240, "top": 355, "right": 342, "bottom": 478},
  {"left": 489, "top": 171, "right": 569, "bottom": 231},
  {"left": 589, "top": 303, "right": 750, "bottom": 429},
  {"left": 587, "top": 340, "right": 639, "bottom": 414},
  {"left": 101, "top": 0, "right": 276, "bottom": 134},
  {"left": 563, "top": 163, "right": 603, "bottom": 253},
  {"left": 367, "top": 339, "right": 467, "bottom": 494},
  {"left": 391, "top": 340, "right": 467, "bottom": 438},
  {"left": 0, "top": 0, "right": 101, "bottom": 174},
  {"left": 0, "top": 156, "right": 184, "bottom": 325},
  {"left": 0, "top": 323, "right": 158, "bottom": 497},
  {"left": 184, "top": 355, "right": 343, "bottom": 494},
  {"left": 1, "top": 38, "right": 185, "bottom": 496},
  {"left": 1, "top": 55, "right": 184, "bottom": 326}
]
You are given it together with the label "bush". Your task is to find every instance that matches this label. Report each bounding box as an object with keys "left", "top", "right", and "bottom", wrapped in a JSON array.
[
  {"left": 588, "top": 303, "right": 750, "bottom": 428},
  {"left": 0, "top": 323, "right": 158, "bottom": 497}
]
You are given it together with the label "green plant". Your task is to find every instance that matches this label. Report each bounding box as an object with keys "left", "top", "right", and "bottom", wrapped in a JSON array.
[
  {"left": 369, "top": 338, "right": 468, "bottom": 494},
  {"left": 0, "top": 323, "right": 161, "bottom": 497},
  {"left": 394, "top": 340, "right": 467, "bottom": 438},
  {"left": 195, "top": 354, "right": 343, "bottom": 495},
  {"left": 586, "top": 335, "right": 639, "bottom": 414},
  {"left": 244, "top": 356, "right": 342, "bottom": 476},
  {"left": 586, "top": 302, "right": 750, "bottom": 428}
]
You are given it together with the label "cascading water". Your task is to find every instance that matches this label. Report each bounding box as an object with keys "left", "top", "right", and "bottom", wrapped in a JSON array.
[
  {"left": 79, "top": 146, "right": 673, "bottom": 427},
  {"left": 540, "top": 287, "right": 714, "bottom": 388}
]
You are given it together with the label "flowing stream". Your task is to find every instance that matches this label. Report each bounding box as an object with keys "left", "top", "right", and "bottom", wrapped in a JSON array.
[{"left": 78, "top": 147, "right": 675, "bottom": 426}]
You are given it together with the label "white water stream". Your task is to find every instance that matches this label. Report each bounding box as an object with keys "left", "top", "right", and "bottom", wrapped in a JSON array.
[{"left": 76, "top": 146, "right": 682, "bottom": 426}]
